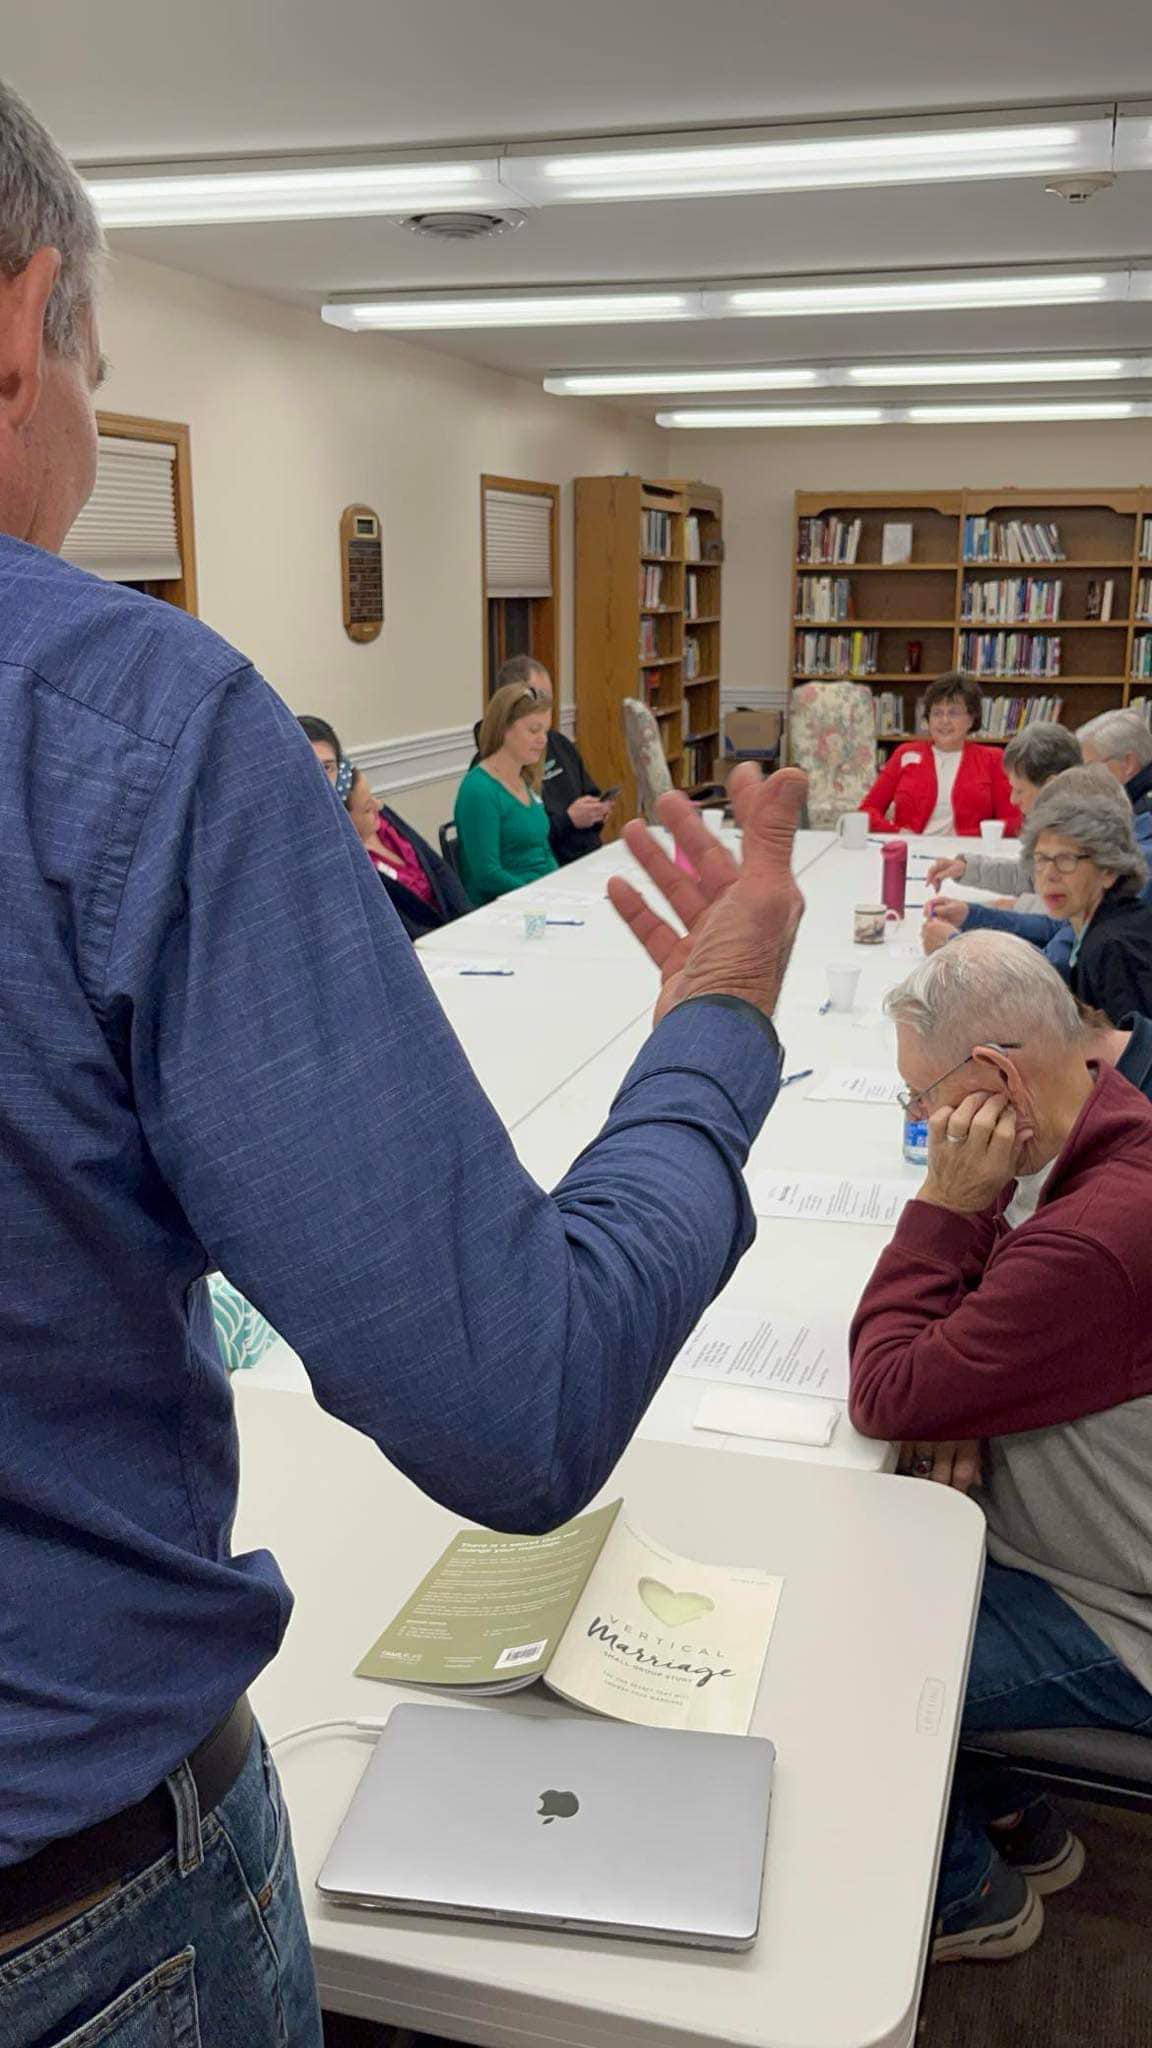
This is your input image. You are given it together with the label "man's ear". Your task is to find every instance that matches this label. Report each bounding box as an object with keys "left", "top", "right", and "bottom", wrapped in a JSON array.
[{"left": 0, "top": 247, "right": 59, "bottom": 429}]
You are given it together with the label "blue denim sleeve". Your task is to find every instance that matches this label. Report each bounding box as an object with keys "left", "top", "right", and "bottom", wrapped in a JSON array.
[
  {"left": 106, "top": 668, "right": 779, "bottom": 1532},
  {"left": 962, "top": 901, "right": 1064, "bottom": 948}
]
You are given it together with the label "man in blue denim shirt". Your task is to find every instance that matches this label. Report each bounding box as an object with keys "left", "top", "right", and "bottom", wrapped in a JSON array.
[{"left": 0, "top": 83, "right": 804, "bottom": 2044}]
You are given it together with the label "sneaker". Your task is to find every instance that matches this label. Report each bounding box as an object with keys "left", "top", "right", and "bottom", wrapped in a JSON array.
[
  {"left": 990, "top": 1800, "right": 1086, "bottom": 1896},
  {"left": 933, "top": 1858, "right": 1044, "bottom": 1964}
]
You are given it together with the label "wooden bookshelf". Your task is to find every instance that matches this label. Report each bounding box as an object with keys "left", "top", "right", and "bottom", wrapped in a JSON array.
[
  {"left": 789, "top": 487, "right": 1152, "bottom": 748},
  {"left": 575, "top": 476, "right": 723, "bottom": 828}
]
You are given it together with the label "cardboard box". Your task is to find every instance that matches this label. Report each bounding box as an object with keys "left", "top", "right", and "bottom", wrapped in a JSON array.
[{"left": 722, "top": 709, "right": 782, "bottom": 759}]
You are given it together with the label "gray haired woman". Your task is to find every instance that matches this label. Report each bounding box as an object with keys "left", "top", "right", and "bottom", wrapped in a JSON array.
[{"left": 1022, "top": 764, "right": 1152, "bottom": 1025}]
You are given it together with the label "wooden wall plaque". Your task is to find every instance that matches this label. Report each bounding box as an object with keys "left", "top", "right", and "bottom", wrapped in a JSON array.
[{"left": 341, "top": 504, "right": 384, "bottom": 642}]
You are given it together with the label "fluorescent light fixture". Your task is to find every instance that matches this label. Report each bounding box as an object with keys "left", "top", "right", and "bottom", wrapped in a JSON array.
[
  {"left": 87, "top": 158, "right": 510, "bottom": 228},
  {"left": 322, "top": 291, "right": 694, "bottom": 331},
  {"left": 908, "top": 400, "right": 1141, "bottom": 423},
  {"left": 848, "top": 355, "right": 1136, "bottom": 385},
  {"left": 714, "top": 272, "right": 1118, "bottom": 318},
  {"left": 657, "top": 406, "right": 885, "bottom": 429},
  {"left": 513, "top": 117, "right": 1111, "bottom": 203},
  {"left": 1115, "top": 106, "right": 1152, "bottom": 171},
  {"left": 543, "top": 366, "right": 821, "bottom": 395}
]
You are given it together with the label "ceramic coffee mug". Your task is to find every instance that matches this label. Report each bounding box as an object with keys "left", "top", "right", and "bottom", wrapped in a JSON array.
[
  {"left": 838, "top": 811, "right": 869, "bottom": 850},
  {"left": 854, "top": 902, "right": 888, "bottom": 945}
]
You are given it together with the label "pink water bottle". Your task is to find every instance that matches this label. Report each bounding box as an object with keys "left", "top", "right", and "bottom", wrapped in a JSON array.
[{"left": 882, "top": 839, "right": 908, "bottom": 919}]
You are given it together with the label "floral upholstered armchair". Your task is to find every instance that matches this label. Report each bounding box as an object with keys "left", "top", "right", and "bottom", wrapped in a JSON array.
[
  {"left": 622, "top": 699, "right": 726, "bottom": 822},
  {"left": 788, "top": 682, "right": 877, "bottom": 829}
]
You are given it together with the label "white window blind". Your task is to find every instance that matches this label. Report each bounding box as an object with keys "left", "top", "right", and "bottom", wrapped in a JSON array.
[
  {"left": 62, "top": 436, "right": 182, "bottom": 584},
  {"left": 484, "top": 488, "right": 552, "bottom": 598}
]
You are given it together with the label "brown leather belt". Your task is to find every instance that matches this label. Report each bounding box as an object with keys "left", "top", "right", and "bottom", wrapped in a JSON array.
[{"left": 0, "top": 1696, "right": 254, "bottom": 1940}]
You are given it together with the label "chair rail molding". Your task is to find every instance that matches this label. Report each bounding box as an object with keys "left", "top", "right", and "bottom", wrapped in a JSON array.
[{"left": 351, "top": 704, "right": 576, "bottom": 796}]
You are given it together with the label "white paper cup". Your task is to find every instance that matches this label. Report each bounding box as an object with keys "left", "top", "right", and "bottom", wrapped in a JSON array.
[
  {"left": 837, "top": 811, "right": 869, "bottom": 850},
  {"left": 980, "top": 820, "right": 1006, "bottom": 845},
  {"left": 825, "top": 963, "right": 862, "bottom": 1012}
]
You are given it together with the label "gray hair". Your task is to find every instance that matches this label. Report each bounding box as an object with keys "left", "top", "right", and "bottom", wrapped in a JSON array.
[
  {"left": 1002, "top": 721, "right": 1081, "bottom": 787},
  {"left": 885, "top": 931, "right": 1083, "bottom": 1064},
  {"left": 1076, "top": 708, "right": 1152, "bottom": 770},
  {"left": 1021, "top": 763, "right": 1147, "bottom": 891},
  {"left": 0, "top": 78, "right": 104, "bottom": 356}
]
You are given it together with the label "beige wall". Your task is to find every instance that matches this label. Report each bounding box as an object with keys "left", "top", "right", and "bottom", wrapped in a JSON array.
[
  {"left": 658, "top": 421, "right": 1152, "bottom": 707},
  {"left": 98, "top": 253, "right": 659, "bottom": 837}
]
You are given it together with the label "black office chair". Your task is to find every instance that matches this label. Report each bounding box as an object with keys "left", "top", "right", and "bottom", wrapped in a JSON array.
[{"left": 439, "top": 821, "right": 463, "bottom": 879}]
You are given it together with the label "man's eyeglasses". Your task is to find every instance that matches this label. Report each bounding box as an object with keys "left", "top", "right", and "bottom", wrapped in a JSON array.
[
  {"left": 896, "top": 1043, "right": 1022, "bottom": 1118},
  {"left": 1032, "top": 850, "right": 1094, "bottom": 876}
]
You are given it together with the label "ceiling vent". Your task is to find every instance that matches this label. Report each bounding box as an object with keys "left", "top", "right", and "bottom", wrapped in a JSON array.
[{"left": 400, "top": 209, "right": 526, "bottom": 241}]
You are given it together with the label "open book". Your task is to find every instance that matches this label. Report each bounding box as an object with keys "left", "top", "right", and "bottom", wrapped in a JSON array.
[{"left": 355, "top": 1500, "right": 782, "bottom": 1736}]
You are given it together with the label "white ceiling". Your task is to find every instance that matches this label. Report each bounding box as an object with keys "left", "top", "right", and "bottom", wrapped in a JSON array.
[{"left": 12, "top": 1, "right": 1152, "bottom": 409}]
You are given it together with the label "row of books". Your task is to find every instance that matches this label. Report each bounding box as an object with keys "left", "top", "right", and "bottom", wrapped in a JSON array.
[
  {"left": 641, "top": 667, "right": 665, "bottom": 706},
  {"left": 795, "top": 575, "right": 854, "bottom": 622},
  {"left": 642, "top": 508, "right": 675, "bottom": 557},
  {"left": 794, "top": 630, "right": 878, "bottom": 676},
  {"left": 1131, "top": 696, "right": 1152, "bottom": 725},
  {"left": 1143, "top": 518, "right": 1152, "bottom": 561},
  {"left": 873, "top": 690, "right": 1065, "bottom": 739},
  {"left": 961, "top": 577, "right": 1064, "bottom": 624},
  {"left": 639, "top": 618, "right": 663, "bottom": 660},
  {"left": 685, "top": 571, "right": 704, "bottom": 620},
  {"left": 796, "top": 516, "right": 862, "bottom": 564},
  {"left": 1137, "top": 574, "right": 1152, "bottom": 622},
  {"left": 963, "top": 518, "right": 1064, "bottom": 564},
  {"left": 639, "top": 563, "right": 666, "bottom": 608},
  {"left": 685, "top": 515, "right": 703, "bottom": 563},
  {"left": 1132, "top": 634, "right": 1152, "bottom": 680},
  {"left": 958, "top": 631, "right": 1062, "bottom": 679},
  {"left": 683, "top": 737, "right": 717, "bottom": 785}
]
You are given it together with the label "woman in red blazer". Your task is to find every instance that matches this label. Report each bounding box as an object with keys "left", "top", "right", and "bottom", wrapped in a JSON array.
[{"left": 863, "top": 672, "right": 1021, "bottom": 838}]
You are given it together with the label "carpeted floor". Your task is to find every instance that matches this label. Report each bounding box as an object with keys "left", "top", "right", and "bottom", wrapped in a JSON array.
[{"left": 322, "top": 1797, "right": 1152, "bottom": 2048}]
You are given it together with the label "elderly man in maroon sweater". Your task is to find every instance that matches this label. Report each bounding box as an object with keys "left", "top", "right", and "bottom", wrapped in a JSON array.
[{"left": 850, "top": 931, "right": 1152, "bottom": 1966}]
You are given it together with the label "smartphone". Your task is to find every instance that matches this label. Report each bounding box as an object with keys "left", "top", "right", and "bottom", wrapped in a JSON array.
[{"left": 600, "top": 785, "right": 621, "bottom": 802}]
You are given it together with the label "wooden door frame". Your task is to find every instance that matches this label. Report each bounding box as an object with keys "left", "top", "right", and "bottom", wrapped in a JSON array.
[
  {"left": 480, "top": 474, "right": 560, "bottom": 704},
  {"left": 96, "top": 410, "right": 199, "bottom": 616}
]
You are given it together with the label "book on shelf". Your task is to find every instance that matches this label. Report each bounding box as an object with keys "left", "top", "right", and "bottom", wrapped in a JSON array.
[
  {"left": 1085, "top": 578, "right": 1115, "bottom": 622},
  {"left": 639, "top": 563, "right": 665, "bottom": 607},
  {"left": 795, "top": 574, "right": 854, "bottom": 623},
  {"left": 961, "top": 576, "right": 1062, "bottom": 625},
  {"left": 685, "top": 514, "right": 701, "bottom": 563},
  {"left": 1131, "top": 695, "right": 1152, "bottom": 726},
  {"left": 958, "top": 630, "right": 1062, "bottom": 679},
  {"left": 881, "top": 521, "right": 913, "bottom": 565},
  {"left": 641, "top": 667, "right": 664, "bottom": 705},
  {"left": 685, "top": 737, "right": 717, "bottom": 784},
  {"left": 642, "top": 508, "right": 675, "bottom": 557},
  {"left": 683, "top": 639, "right": 700, "bottom": 680},
  {"left": 686, "top": 569, "right": 700, "bottom": 621},
  {"left": 964, "top": 516, "right": 1064, "bottom": 564},
  {"left": 355, "top": 1498, "right": 781, "bottom": 1735},
  {"left": 795, "top": 629, "right": 877, "bottom": 677},
  {"left": 874, "top": 689, "right": 1065, "bottom": 741},
  {"left": 1137, "top": 574, "right": 1152, "bottom": 623},
  {"left": 796, "top": 515, "right": 861, "bottom": 565},
  {"left": 1133, "top": 633, "right": 1152, "bottom": 681},
  {"left": 1142, "top": 515, "right": 1152, "bottom": 562},
  {"left": 640, "top": 618, "right": 660, "bottom": 660}
]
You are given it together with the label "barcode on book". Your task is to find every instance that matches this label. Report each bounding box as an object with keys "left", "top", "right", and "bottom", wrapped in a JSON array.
[{"left": 494, "top": 1639, "right": 548, "bottom": 1670}]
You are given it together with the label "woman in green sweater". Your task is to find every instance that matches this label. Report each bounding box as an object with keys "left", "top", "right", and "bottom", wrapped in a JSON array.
[{"left": 455, "top": 680, "right": 560, "bottom": 904}]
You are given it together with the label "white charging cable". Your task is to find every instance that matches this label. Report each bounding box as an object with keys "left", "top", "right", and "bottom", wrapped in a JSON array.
[{"left": 269, "top": 1716, "right": 391, "bottom": 1754}]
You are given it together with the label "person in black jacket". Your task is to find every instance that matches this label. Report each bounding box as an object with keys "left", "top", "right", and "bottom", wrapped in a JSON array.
[
  {"left": 482, "top": 656, "right": 614, "bottom": 864},
  {"left": 298, "top": 715, "right": 472, "bottom": 940},
  {"left": 1021, "top": 765, "right": 1152, "bottom": 1026}
]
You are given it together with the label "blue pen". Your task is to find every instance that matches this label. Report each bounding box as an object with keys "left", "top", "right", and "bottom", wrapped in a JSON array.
[
  {"left": 780, "top": 1068, "right": 814, "bottom": 1088},
  {"left": 545, "top": 919, "right": 585, "bottom": 926},
  {"left": 460, "top": 968, "right": 514, "bottom": 977}
]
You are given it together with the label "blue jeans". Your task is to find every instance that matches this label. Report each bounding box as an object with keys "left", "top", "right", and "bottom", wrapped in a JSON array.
[
  {"left": 940, "top": 1559, "right": 1152, "bottom": 1913},
  {"left": 0, "top": 1722, "right": 323, "bottom": 2047}
]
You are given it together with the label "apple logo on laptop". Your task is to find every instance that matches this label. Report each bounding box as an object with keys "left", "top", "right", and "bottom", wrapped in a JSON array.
[{"left": 538, "top": 1789, "right": 579, "bottom": 1825}]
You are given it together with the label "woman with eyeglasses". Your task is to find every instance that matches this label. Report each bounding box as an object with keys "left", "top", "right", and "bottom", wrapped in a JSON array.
[
  {"left": 1020, "top": 765, "right": 1152, "bottom": 1026},
  {"left": 454, "top": 681, "right": 560, "bottom": 904},
  {"left": 862, "top": 671, "right": 1020, "bottom": 838}
]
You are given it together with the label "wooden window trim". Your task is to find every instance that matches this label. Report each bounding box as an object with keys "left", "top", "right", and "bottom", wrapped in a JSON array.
[
  {"left": 96, "top": 410, "right": 199, "bottom": 616},
  {"left": 480, "top": 474, "right": 559, "bottom": 704}
]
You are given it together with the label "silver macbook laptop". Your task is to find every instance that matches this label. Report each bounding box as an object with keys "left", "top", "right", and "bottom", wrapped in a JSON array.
[{"left": 317, "top": 1703, "right": 775, "bottom": 1950}]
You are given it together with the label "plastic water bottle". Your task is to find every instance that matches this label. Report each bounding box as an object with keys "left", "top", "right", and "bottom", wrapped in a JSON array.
[
  {"left": 882, "top": 840, "right": 908, "bottom": 919},
  {"left": 902, "top": 1114, "right": 929, "bottom": 1166}
]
